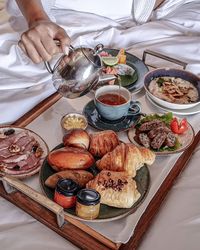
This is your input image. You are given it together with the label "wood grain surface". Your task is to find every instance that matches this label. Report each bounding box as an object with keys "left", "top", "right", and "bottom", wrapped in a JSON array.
[{"left": 13, "top": 92, "right": 62, "bottom": 127}]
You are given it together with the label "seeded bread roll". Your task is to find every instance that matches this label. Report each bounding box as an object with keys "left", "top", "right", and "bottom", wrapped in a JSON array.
[{"left": 47, "top": 147, "right": 95, "bottom": 171}]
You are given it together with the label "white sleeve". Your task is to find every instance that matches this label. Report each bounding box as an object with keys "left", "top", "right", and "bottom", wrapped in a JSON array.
[
  {"left": 6, "top": 0, "right": 55, "bottom": 17},
  {"left": 132, "top": 0, "right": 156, "bottom": 24}
]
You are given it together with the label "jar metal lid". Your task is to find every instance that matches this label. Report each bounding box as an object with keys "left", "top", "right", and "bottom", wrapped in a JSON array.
[
  {"left": 56, "top": 178, "right": 79, "bottom": 196},
  {"left": 77, "top": 188, "right": 101, "bottom": 206}
]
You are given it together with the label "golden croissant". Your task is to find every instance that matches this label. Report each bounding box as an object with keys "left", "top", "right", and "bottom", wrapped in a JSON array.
[
  {"left": 96, "top": 143, "right": 155, "bottom": 177},
  {"left": 86, "top": 170, "right": 141, "bottom": 208}
]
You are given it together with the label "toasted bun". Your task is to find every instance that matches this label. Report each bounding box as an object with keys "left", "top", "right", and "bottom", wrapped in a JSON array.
[
  {"left": 47, "top": 147, "right": 95, "bottom": 171},
  {"left": 45, "top": 170, "right": 94, "bottom": 188},
  {"left": 63, "top": 129, "right": 90, "bottom": 150}
]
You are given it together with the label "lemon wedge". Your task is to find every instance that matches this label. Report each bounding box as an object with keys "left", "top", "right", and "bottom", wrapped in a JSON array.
[{"left": 101, "top": 56, "right": 119, "bottom": 66}]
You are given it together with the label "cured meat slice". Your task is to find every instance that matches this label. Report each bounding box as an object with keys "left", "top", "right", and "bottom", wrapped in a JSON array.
[
  {"left": 0, "top": 131, "right": 28, "bottom": 150},
  {"left": 0, "top": 154, "right": 28, "bottom": 164},
  {"left": 3, "top": 163, "right": 40, "bottom": 175}
]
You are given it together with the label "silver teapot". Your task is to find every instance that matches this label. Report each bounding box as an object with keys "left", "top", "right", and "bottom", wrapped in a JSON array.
[{"left": 45, "top": 44, "right": 117, "bottom": 99}]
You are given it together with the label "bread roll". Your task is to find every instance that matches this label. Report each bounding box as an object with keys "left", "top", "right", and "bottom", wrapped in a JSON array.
[
  {"left": 47, "top": 147, "right": 95, "bottom": 171},
  {"left": 89, "top": 130, "right": 120, "bottom": 157},
  {"left": 63, "top": 129, "right": 90, "bottom": 150},
  {"left": 86, "top": 170, "right": 141, "bottom": 208},
  {"left": 45, "top": 170, "right": 94, "bottom": 188}
]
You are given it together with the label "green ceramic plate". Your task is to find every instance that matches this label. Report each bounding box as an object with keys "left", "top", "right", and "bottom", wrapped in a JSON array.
[
  {"left": 100, "top": 48, "right": 149, "bottom": 93},
  {"left": 39, "top": 144, "right": 150, "bottom": 222}
]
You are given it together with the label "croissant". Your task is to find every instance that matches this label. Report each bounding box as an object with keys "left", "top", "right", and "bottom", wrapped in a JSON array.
[
  {"left": 89, "top": 130, "right": 120, "bottom": 157},
  {"left": 86, "top": 170, "right": 141, "bottom": 208},
  {"left": 96, "top": 143, "right": 155, "bottom": 177}
]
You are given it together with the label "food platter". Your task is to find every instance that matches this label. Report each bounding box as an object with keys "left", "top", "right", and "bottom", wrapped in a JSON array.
[
  {"left": 39, "top": 143, "right": 150, "bottom": 222},
  {"left": 100, "top": 48, "right": 149, "bottom": 93},
  {"left": 0, "top": 126, "right": 49, "bottom": 179},
  {"left": 127, "top": 114, "right": 195, "bottom": 155}
]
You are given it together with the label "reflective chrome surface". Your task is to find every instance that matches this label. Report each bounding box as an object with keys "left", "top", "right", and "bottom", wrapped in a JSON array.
[{"left": 45, "top": 44, "right": 116, "bottom": 99}]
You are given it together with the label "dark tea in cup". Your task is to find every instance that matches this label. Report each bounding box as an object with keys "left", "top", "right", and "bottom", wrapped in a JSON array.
[
  {"left": 94, "top": 85, "right": 141, "bottom": 120},
  {"left": 97, "top": 93, "right": 127, "bottom": 106}
]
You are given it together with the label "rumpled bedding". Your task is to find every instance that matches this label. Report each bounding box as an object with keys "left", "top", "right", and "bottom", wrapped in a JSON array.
[{"left": 0, "top": 0, "right": 200, "bottom": 124}]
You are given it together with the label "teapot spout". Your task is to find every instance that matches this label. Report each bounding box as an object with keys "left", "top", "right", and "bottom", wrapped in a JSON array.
[{"left": 98, "top": 74, "right": 117, "bottom": 83}]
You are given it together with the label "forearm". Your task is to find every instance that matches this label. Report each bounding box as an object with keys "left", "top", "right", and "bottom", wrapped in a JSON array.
[{"left": 16, "top": 0, "right": 50, "bottom": 27}]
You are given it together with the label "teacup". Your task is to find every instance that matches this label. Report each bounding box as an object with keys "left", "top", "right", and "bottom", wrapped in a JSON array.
[{"left": 94, "top": 85, "right": 141, "bottom": 121}]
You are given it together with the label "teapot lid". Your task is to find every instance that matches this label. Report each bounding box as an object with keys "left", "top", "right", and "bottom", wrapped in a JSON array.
[{"left": 80, "top": 44, "right": 103, "bottom": 67}]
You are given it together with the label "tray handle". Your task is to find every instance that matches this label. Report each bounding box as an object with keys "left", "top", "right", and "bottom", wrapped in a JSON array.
[
  {"left": 1, "top": 174, "right": 65, "bottom": 228},
  {"left": 142, "top": 49, "right": 188, "bottom": 69}
]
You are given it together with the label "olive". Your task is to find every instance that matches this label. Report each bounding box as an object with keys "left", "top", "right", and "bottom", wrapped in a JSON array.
[{"left": 4, "top": 129, "right": 15, "bottom": 136}]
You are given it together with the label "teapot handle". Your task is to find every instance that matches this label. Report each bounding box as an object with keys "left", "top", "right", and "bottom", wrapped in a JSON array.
[
  {"left": 93, "top": 43, "right": 104, "bottom": 55},
  {"left": 44, "top": 41, "right": 74, "bottom": 74}
]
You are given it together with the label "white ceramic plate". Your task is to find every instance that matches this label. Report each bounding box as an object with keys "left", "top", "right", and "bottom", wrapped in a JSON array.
[
  {"left": 0, "top": 126, "right": 49, "bottom": 179},
  {"left": 146, "top": 93, "right": 200, "bottom": 115},
  {"left": 127, "top": 114, "right": 195, "bottom": 155}
]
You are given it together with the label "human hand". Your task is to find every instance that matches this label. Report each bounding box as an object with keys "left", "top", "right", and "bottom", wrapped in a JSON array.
[{"left": 18, "top": 20, "right": 71, "bottom": 63}]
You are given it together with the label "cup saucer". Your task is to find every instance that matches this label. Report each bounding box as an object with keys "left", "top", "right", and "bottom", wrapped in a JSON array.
[{"left": 83, "top": 100, "right": 141, "bottom": 132}]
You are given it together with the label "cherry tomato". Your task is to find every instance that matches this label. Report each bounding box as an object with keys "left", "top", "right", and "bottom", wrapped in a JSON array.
[{"left": 170, "top": 118, "right": 188, "bottom": 134}]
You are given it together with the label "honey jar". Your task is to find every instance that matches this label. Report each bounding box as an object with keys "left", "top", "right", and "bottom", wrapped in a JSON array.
[{"left": 76, "top": 189, "right": 101, "bottom": 220}]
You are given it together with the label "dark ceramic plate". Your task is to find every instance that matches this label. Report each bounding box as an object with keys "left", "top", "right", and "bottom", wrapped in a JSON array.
[
  {"left": 83, "top": 100, "right": 141, "bottom": 132},
  {"left": 101, "top": 48, "right": 149, "bottom": 93},
  {"left": 39, "top": 143, "right": 150, "bottom": 222}
]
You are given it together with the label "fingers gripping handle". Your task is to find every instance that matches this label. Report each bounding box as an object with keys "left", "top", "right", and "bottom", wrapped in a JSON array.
[{"left": 44, "top": 40, "right": 74, "bottom": 73}]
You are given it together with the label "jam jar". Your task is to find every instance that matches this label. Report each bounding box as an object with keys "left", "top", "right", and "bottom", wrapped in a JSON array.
[
  {"left": 76, "top": 189, "right": 101, "bottom": 220},
  {"left": 54, "top": 178, "right": 79, "bottom": 208}
]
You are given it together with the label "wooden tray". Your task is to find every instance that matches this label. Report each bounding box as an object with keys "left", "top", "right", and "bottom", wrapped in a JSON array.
[{"left": 0, "top": 50, "right": 199, "bottom": 249}]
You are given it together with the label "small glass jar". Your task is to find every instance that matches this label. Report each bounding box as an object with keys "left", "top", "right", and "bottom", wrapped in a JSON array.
[
  {"left": 76, "top": 189, "right": 101, "bottom": 220},
  {"left": 54, "top": 178, "right": 79, "bottom": 208}
]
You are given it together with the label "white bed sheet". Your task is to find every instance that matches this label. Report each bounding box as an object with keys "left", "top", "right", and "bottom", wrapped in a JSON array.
[
  {"left": 0, "top": 1, "right": 200, "bottom": 249},
  {"left": 0, "top": 0, "right": 200, "bottom": 124}
]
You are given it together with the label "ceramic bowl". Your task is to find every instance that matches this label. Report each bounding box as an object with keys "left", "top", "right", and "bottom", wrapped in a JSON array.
[{"left": 144, "top": 68, "right": 200, "bottom": 110}]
